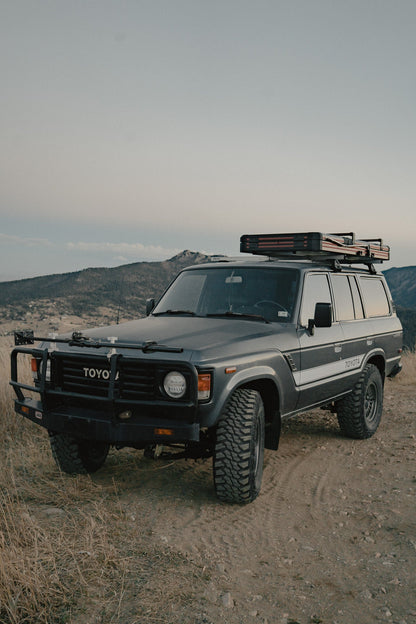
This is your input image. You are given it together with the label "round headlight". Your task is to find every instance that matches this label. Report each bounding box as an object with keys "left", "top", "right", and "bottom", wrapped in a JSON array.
[{"left": 163, "top": 371, "right": 186, "bottom": 399}]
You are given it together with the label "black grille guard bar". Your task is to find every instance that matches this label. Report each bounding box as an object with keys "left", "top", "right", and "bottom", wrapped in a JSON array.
[
  {"left": 10, "top": 346, "right": 197, "bottom": 410},
  {"left": 14, "top": 330, "right": 183, "bottom": 354}
]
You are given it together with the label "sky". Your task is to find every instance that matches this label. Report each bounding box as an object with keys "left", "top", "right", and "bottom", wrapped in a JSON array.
[{"left": 1, "top": 0, "right": 415, "bottom": 282}]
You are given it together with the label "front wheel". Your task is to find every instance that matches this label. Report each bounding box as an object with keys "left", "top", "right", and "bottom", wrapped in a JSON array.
[
  {"left": 213, "top": 388, "right": 265, "bottom": 504},
  {"left": 49, "top": 431, "right": 110, "bottom": 474},
  {"left": 336, "top": 364, "right": 383, "bottom": 439}
]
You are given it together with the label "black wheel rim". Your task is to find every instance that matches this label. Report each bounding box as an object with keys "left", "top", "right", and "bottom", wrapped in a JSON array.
[{"left": 364, "top": 381, "right": 378, "bottom": 425}]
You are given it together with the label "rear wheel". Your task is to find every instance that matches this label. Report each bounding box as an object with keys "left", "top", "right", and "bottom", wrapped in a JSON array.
[
  {"left": 336, "top": 364, "right": 383, "bottom": 439},
  {"left": 49, "top": 431, "right": 110, "bottom": 474},
  {"left": 213, "top": 388, "right": 265, "bottom": 504}
]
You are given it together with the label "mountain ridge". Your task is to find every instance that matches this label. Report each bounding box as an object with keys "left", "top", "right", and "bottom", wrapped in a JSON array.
[
  {"left": 0, "top": 250, "right": 211, "bottom": 305},
  {"left": 0, "top": 251, "right": 214, "bottom": 323},
  {"left": 383, "top": 265, "right": 416, "bottom": 309}
]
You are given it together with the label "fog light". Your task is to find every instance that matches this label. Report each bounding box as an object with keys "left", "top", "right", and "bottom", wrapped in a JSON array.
[
  {"left": 163, "top": 371, "right": 186, "bottom": 398},
  {"left": 118, "top": 410, "right": 132, "bottom": 420}
]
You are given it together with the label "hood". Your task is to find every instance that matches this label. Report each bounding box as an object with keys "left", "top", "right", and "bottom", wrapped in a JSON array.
[{"left": 64, "top": 315, "right": 290, "bottom": 362}]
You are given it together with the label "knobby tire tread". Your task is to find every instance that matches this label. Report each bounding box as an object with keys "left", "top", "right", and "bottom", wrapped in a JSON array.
[
  {"left": 336, "top": 363, "right": 383, "bottom": 439},
  {"left": 49, "top": 432, "right": 109, "bottom": 474},
  {"left": 214, "top": 388, "right": 264, "bottom": 504},
  {"left": 49, "top": 432, "right": 89, "bottom": 474}
]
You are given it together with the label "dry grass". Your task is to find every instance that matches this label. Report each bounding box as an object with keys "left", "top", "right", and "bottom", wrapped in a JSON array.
[
  {"left": 394, "top": 349, "right": 416, "bottom": 386},
  {"left": 0, "top": 338, "right": 203, "bottom": 624}
]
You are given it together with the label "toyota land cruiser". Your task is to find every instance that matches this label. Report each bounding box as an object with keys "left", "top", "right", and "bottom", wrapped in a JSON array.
[{"left": 11, "top": 232, "right": 403, "bottom": 503}]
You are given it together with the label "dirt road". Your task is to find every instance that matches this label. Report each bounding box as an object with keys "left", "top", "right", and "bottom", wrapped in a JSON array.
[{"left": 88, "top": 377, "right": 415, "bottom": 624}]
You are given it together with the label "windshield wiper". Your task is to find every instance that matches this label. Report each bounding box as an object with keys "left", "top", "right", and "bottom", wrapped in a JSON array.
[
  {"left": 206, "top": 311, "right": 269, "bottom": 323},
  {"left": 153, "top": 309, "right": 197, "bottom": 316}
]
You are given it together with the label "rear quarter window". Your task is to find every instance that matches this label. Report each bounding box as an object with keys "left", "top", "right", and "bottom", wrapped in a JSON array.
[{"left": 359, "top": 277, "right": 391, "bottom": 317}]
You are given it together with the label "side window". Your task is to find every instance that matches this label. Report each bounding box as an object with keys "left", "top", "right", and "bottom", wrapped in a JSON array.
[
  {"left": 300, "top": 273, "right": 332, "bottom": 326},
  {"left": 331, "top": 275, "right": 355, "bottom": 321},
  {"left": 349, "top": 276, "right": 364, "bottom": 319},
  {"left": 359, "top": 277, "right": 391, "bottom": 317}
]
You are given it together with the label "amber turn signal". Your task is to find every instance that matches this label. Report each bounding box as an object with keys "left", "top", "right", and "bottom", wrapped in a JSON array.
[
  {"left": 154, "top": 428, "right": 174, "bottom": 436},
  {"left": 198, "top": 373, "right": 211, "bottom": 400}
]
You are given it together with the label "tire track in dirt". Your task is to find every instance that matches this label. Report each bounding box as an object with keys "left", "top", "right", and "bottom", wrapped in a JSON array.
[
  {"left": 107, "top": 411, "right": 377, "bottom": 578},
  {"left": 154, "top": 421, "right": 352, "bottom": 569}
]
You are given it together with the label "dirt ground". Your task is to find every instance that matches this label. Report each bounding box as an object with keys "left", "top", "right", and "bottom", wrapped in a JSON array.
[
  {"left": 2, "top": 322, "right": 415, "bottom": 624},
  {"left": 81, "top": 375, "right": 415, "bottom": 624}
]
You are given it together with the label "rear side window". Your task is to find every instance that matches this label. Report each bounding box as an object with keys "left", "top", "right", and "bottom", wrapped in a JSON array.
[
  {"left": 331, "top": 275, "right": 355, "bottom": 321},
  {"left": 359, "top": 277, "right": 391, "bottom": 317}
]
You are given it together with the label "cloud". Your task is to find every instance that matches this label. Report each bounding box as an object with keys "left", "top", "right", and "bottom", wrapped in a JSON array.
[
  {"left": 0, "top": 233, "right": 182, "bottom": 262},
  {"left": 65, "top": 241, "right": 181, "bottom": 260},
  {"left": 0, "top": 233, "right": 53, "bottom": 247}
]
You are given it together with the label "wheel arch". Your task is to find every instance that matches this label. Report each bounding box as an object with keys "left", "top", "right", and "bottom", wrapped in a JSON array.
[
  {"left": 240, "top": 378, "right": 281, "bottom": 450},
  {"left": 365, "top": 353, "right": 386, "bottom": 384}
]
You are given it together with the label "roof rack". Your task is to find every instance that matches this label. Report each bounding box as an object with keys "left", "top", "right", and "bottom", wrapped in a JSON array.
[{"left": 240, "top": 232, "right": 389, "bottom": 268}]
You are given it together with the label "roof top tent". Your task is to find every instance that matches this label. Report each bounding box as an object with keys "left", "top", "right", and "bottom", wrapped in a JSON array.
[{"left": 240, "top": 232, "right": 390, "bottom": 270}]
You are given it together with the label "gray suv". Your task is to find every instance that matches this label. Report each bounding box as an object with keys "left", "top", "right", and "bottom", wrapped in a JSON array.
[{"left": 11, "top": 232, "right": 403, "bottom": 503}]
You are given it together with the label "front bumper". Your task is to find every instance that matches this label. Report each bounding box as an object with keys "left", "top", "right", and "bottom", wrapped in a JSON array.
[
  {"left": 11, "top": 347, "right": 202, "bottom": 444},
  {"left": 15, "top": 397, "right": 200, "bottom": 444}
]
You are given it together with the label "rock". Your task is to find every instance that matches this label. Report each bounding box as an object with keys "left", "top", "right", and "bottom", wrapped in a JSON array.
[
  {"left": 203, "top": 583, "right": 218, "bottom": 604},
  {"left": 359, "top": 589, "right": 373, "bottom": 600},
  {"left": 221, "top": 592, "right": 234, "bottom": 608}
]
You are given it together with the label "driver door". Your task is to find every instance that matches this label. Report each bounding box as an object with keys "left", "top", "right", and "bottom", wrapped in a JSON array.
[{"left": 296, "top": 272, "right": 345, "bottom": 409}]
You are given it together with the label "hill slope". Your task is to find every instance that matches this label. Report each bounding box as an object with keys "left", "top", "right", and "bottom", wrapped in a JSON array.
[
  {"left": 383, "top": 266, "right": 416, "bottom": 350},
  {"left": 0, "top": 250, "right": 211, "bottom": 320},
  {"left": 384, "top": 265, "right": 416, "bottom": 309}
]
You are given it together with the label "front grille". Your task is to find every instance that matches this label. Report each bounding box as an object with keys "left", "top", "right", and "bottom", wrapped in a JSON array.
[
  {"left": 50, "top": 353, "right": 192, "bottom": 403},
  {"left": 119, "top": 360, "right": 157, "bottom": 400}
]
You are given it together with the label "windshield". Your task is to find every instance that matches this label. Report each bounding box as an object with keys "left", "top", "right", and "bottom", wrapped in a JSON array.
[{"left": 153, "top": 266, "right": 299, "bottom": 322}]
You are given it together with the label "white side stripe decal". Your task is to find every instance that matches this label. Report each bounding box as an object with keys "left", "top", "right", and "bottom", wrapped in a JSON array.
[{"left": 293, "top": 354, "right": 366, "bottom": 386}]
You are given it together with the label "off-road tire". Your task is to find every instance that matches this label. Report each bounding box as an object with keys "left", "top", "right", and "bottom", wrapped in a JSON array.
[
  {"left": 213, "top": 388, "right": 265, "bottom": 504},
  {"left": 49, "top": 431, "right": 110, "bottom": 474},
  {"left": 336, "top": 363, "right": 383, "bottom": 439}
]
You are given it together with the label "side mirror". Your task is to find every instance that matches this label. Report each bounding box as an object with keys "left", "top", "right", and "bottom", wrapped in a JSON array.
[
  {"left": 308, "top": 302, "right": 332, "bottom": 335},
  {"left": 315, "top": 302, "right": 332, "bottom": 327},
  {"left": 146, "top": 298, "right": 155, "bottom": 316}
]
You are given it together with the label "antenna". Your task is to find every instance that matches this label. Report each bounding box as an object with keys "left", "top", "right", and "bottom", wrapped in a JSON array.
[{"left": 116, "top": 275, "right": 124, "bottom": 325}]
